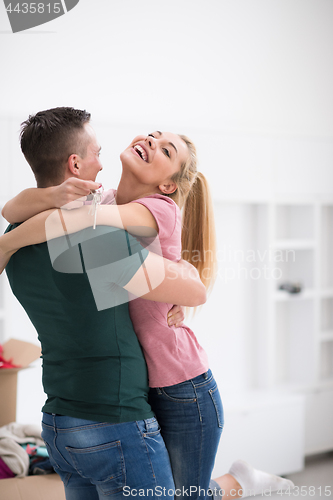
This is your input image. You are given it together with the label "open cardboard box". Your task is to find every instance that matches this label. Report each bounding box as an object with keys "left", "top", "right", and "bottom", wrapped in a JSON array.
[
  {"left": 0, "top": 339, "right": 41, "bottom": 427},
  {"left": 0, "top": 339, "right": 65, "bottom": 499},
  {"left": 0, "top": 474, "right": 65, "bottom": 500}
]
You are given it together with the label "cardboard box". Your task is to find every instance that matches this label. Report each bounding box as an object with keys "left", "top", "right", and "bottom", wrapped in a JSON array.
[
  {"left": 0, "top": 339, "right": 41, "bottom": 427},
  {"left": 0, "top": 339, "right": 65, "bottom": 499},
  {"left": 0, "top": 474, "right": 65, "bottom": 500}
]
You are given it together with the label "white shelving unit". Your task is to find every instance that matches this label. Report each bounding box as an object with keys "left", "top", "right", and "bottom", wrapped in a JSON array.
[
  {"left": 208, "top": 196, "right": 333, "bottom": 475},
  {"left": 259, "top": 198, "right": 333, "bottom": 455},
  {"left": 319, "top": 205, "right": 333, "bottom": 386}
]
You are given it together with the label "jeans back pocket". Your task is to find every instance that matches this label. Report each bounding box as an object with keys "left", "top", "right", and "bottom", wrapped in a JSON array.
[{"left": 66, "top": 440, "right": 125, "bottom": 494}]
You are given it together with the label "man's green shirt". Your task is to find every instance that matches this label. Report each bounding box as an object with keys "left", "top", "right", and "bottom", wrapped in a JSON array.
[{"left": 5, "top": 225, "right": 154, "bottom": 423}]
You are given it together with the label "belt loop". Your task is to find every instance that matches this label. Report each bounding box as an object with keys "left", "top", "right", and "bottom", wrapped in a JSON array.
[
  {"left": 203, "top": 372, "right": 208, "bottom": 379},
  {"left": 144, "top": 418, "right": 155, "bottom": 432}
]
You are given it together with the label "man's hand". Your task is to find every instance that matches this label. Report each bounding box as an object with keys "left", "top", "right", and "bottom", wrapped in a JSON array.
[
  {"left": 51, "top": 178, "right": 102, "bottom": 209},
  {"left": 167, "top": 305, "right": 185, "bottom": 327}
]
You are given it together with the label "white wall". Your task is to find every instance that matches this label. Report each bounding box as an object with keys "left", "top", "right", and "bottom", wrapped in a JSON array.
[
  {"left": 0, "top": 0, "right": 333, "bottom": 471},
  {"left": 0, "top": 0, "right": 333, "bottom": 136}
]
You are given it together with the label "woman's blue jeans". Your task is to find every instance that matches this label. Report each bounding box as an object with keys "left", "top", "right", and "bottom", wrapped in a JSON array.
[
  {"left": 42, "top": 413, "right": 175, "bottom": 500},
  {"left": 149, "top": 370, "right": 224, "bottom": 500}
]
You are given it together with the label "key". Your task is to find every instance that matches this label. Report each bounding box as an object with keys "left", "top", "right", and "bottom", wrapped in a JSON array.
[{"left": 89, "top": 186, "right": 104, "bottom": 229}]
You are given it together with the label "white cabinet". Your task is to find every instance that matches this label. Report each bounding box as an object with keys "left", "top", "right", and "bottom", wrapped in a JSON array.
[
  {"left": 304, "top": 387, "right": 333, "bottom": 455},
  {"left": 257, "top": 199, "right": 333, "bottom": 454},
  {"left": 212, "top": 391, "right": 305, "bottom": 477},
  {"left": 320, "top": 206, "right": 333, "bottom": 385},
  {"left": 269, "top": 201, "right": 333, "bottom": 390},
  {"left": 197, "top": 197, "right": 333, "bottom": 474}
]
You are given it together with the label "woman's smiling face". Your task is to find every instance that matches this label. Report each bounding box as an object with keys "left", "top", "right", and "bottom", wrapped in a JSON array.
[{"left": 120, "top": 131, "right": 189, "bottom": 192}]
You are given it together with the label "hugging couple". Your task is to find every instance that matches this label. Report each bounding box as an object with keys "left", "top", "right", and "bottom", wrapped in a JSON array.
[{"left": 0, "top": 107, "right": 294, "bottom": 499}]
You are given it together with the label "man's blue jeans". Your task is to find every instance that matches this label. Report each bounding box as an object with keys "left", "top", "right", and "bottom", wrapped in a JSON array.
[
  {"left": 149, "top": 370, "right": 224, "bottom": 500},
  {"left": 42, "top": 413, "right": 175, "bottom": 499}
]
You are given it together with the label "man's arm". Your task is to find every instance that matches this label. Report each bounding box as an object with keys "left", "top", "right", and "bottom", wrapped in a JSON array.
[{"left": 1, "top": 178, "right": 100, "bottom": 223}]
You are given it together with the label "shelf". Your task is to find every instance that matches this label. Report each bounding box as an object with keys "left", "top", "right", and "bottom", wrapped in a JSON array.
[
  {"left": 321, "top": 206, "right": 333, "bottom": 289},
  {"left": 320, "top": 289, "right": 333, "bottom": 298},
  {"left": 321, "top": 297, "right": 333, "bottom": 332},
  {"left": 318, "top": 378, "right": 333, "bottom": 389},
  {"left": 274, "top": 380, "right": 333, "bottom": 393},
  {"left": 275, "top": 205, "right": 315, "bottom": 241},
  {"left": 319, "top": 341, "right": 333, "bottom": 381},
  {"left": 274, "top": 289, "right": 315, "bottom": 301},
  {"left": 275, "top": 300, "right": 316, "bottom": 386},
  {"left": 272, "top": 239, "right": 316, "bottom": 250},
  {"left": 274, "top": 248, "right": 315, "bottom": 289}
]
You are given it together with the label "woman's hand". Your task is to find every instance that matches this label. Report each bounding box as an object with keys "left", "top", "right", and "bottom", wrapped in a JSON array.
[
  {"left": 167, "top": 305, "right": 185, "bottom": 327},
  {"left": 51, "top": 178, "right": 102, "bottom": 209},
  {"left": 2, "top": 179, "right": 103, "bottom": 224}
]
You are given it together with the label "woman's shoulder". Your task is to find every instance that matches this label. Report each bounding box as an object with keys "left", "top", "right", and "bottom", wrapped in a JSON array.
[
  {"left": 135, "top": 193, "right": 179, "bottom": 211},
  {"left": 132, "top": 194, "right": 181, "bottom": 242},
  {"left": 133, "top": 194, "right": 180, "bottom": 220}
]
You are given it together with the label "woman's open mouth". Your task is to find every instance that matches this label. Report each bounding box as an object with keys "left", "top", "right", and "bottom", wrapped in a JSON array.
[{"left": 133, "top": 144, "right": 148, "bottom": 162}]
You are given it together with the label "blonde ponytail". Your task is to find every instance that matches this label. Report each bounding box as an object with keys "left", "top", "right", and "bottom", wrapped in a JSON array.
[
  {"left": 181, "top": 172, "right": 217, "bottom": 293},
  {"left": 167, "top": 136, "right": 217, "bottom": 293}
]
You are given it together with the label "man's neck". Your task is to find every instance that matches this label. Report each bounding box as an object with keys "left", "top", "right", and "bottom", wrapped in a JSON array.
[{"left": 37, "top": 177, "right": 65, "bottom": 189}]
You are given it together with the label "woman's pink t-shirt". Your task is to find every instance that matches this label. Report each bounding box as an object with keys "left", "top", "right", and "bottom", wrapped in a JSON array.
[{"left": 101, "top": 189, "right": 209, "bottom": 388}]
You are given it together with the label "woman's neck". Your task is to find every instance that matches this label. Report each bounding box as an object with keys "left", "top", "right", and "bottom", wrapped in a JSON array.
[{"left": 115, "top": 172, "right": 160, "bottom": 205}]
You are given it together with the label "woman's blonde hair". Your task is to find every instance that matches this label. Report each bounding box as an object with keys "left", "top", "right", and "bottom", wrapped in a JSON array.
[{"left": 166, "top": 135, "right": 217, "bottom": 293}]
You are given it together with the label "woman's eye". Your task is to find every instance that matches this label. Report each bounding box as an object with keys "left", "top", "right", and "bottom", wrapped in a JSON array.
[
  {"left": 163, "top": 148, "right": 170, "bottom": 158},
  {"left": 148, "top": 133, "right": 155, "bottom": 139}
]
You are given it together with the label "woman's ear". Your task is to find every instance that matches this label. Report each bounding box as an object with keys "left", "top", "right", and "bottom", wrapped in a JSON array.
[
  {"left": 158, "top": 181, "right": 177, "bottom": 195},
  {"left": 67, "top": 154, "right": 80, "bottom": 177}
]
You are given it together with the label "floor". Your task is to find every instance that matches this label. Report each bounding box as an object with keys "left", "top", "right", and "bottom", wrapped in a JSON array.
[{"left": 252, "top": 452, "right": 333, "bottom": 499}]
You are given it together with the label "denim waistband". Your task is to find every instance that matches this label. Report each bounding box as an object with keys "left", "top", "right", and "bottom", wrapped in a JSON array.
[
  {"left": 191, "top": 369, "right": 213, "bottom": 385},
  {"left": 159, "top": 369, "right": 213, "bottom": 390},
  {"left": 42, "top": 412, "right": 156, "bottom": 429},
  {"left": 191, "top": 369, "right": 212, "bottom": 384}
]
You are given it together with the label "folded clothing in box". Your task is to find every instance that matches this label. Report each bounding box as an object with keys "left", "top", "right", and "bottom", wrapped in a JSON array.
[{"left": 0, "top": 422, "right": 45, "bottom": 477}]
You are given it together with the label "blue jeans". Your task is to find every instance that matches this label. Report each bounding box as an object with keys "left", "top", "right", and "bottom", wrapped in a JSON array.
[
  {"left": 148, "top": 370, "right": 224, "bottom": 500},
  {"left": 42, "top": 413, "right": 175, "bottom": 500}
]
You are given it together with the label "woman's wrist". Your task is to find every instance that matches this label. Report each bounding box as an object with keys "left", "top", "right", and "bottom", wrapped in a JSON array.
[
  {"left": 47, "top": 185, "right": 59, "bottom": 209},
  {"left": 0, "top": 233, "right": 19, "bottom": 255}
]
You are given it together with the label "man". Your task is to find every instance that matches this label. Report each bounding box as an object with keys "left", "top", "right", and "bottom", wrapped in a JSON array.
[{"left": 3, "top": 107, "right": 206, "bottom": 499}]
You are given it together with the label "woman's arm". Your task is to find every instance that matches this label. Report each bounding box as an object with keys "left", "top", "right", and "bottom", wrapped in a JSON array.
[
  {"left": 0, "top": 201, "right": 158, "bottom": 270},
  {"left": 0, "top": 207, "right": 206, "bottom": 307},
  {"left": 1, "top": 178, "right": 101, "bottom": 223},
  {"left": 125, "top": 255, "right": 207, "bottom": 307}
]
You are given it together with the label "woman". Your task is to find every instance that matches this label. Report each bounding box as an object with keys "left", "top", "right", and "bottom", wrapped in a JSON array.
[{"left": 0, "top": 131, "right": 294, "bottom": 499}]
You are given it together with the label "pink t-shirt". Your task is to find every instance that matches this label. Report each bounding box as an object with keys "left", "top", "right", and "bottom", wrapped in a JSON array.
[{"left": 101, "top": 189, "right": 209, "bottom": 388}]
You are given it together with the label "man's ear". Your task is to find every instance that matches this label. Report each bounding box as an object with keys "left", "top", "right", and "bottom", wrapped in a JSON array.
[
  {"left": 158, "top": 181, "right": 177, "bottom": 195},
  {"left": 67, "top": 154, "right": 80, "bottom": 177}
]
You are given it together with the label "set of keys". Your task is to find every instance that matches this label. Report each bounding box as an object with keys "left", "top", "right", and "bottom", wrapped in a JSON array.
[{"left": 88, "top": 185, "right": 104, "bottom": 229}]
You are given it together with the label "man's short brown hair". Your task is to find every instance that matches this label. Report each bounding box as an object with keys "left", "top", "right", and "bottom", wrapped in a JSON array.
[{"left": 20, "top": 107, "right": 91, "bottom": 187}]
